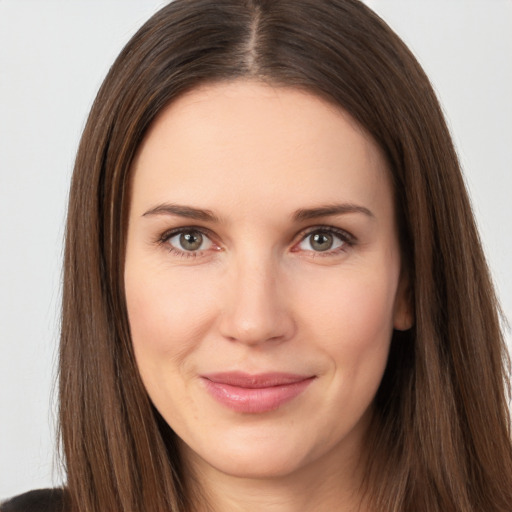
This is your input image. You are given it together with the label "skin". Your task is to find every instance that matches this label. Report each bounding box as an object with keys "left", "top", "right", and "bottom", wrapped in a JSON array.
[{"left": 124, "top": 80, "right": 412, "bottom": 511}]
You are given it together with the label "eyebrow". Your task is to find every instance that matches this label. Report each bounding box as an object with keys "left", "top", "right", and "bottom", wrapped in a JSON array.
[
  {"left": 292, "top": 203, "right": 374, "bottom": 222},
  {"left": 142, "top": 202, "right": 374, "bottom": 222},
  {"left": 142, "top": 203, "right": 220, "bottom": 222}
]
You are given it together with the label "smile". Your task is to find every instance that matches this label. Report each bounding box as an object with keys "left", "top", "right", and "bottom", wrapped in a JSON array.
[{"left": 201, "top": 372, "right": 315, "bottom": 413}]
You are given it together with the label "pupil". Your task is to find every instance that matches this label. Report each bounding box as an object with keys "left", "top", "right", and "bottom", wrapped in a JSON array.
[
  {"left": 311, "top": 232, "right": 333, "bottom": 251},
  {"left": 180, "top": 231, "right": 202, "bottom": 251}
]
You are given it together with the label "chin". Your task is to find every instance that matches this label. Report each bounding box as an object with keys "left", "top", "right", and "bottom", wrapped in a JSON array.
[
  {"left": 207, "top": 449, "right": 307, "bottom": 480},
  {"left": 179, "top": 427, "right": 316, "bottom": 480}
]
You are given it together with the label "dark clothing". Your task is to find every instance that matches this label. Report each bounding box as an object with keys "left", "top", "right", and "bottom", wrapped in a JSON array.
[{"left": 0, "top": 489, "right": 67, "bottom": 512}]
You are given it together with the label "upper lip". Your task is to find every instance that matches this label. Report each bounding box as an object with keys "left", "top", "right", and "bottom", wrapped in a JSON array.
[{"left": 201, "top": 372, "right": 314, "bottom": 388}]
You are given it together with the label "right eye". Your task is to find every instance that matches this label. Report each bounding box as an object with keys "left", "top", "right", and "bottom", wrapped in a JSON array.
[{"left": 161, "top": 228, "right": 217, "bottom": 257}]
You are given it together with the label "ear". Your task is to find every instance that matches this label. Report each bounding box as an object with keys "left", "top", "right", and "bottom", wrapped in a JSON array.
[{"left": 393, "top": 270, "right": 414, "bottom": 331}]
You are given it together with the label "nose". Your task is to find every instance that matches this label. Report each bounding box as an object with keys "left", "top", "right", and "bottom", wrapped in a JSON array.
[{"left": 218, "top": 255, "right": 296, "bottom": 346}]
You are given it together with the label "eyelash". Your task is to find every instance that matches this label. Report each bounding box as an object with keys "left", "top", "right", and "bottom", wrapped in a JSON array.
[
  {"left": 292, "top": 226, "right": 355, "bottom": 257},
  {"left": 157, "top": 225, "right": 356, "bottom": 259},
  {"left": 157, "top": 226, "right": 217, "bottom": 259}
]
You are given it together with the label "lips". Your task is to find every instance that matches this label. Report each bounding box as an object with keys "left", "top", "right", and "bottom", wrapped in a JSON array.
[{"left": 201, "top": 372, "right": 315, "bottom": 413}]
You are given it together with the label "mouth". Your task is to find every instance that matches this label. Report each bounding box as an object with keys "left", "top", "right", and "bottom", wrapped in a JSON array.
[{"left": 200, "top": 372, "right": 315, "bottom": 413}]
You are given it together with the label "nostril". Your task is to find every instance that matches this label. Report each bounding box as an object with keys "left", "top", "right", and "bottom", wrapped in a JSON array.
[{"left": 218, "top": 302, "right": 295, "bottom": 346}]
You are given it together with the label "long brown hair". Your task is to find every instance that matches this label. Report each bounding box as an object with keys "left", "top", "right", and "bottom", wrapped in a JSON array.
[{"left": 60, "top": 0, "right": 512, "bottom": 510}]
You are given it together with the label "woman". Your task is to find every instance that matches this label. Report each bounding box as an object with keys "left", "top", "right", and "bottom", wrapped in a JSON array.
[{"left": 2, "top": 0, "right": 511, "bottom": 510}]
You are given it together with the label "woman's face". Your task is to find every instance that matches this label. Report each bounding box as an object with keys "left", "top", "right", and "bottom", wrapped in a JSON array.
[{"left": 125, "top": 81, "right": 411, "bottom": 482}]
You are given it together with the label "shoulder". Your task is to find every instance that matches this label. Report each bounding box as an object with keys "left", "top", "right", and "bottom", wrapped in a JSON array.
[{"left": 0, "top": 489, "right": 68, "bottom": 512}]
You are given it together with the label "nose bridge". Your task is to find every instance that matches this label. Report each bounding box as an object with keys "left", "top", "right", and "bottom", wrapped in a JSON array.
[{"left": 219, "top": 249, "right": 294, "bottom": 345}]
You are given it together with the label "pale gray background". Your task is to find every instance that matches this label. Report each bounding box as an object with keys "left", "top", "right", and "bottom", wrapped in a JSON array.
[{"left": 1, "top": 0, "right": 511, "bottom": 500}]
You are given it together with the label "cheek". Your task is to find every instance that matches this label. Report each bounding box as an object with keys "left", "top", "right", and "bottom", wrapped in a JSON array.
[
  {"left": 124, "top": 265, "right": 219, "bottom": 369},
  {"left": 293, "top": 269, "right": 398, "bottom": 336},
  {"left": 293, "top": 264, "right": 398, "bottom": 369}
]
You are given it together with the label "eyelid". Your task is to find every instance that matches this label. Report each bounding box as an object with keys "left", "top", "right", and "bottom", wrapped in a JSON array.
[
  {"left": 291, "top": 225, "right": 356, "bottom": 253},
  {"left": 158, "top": 225, "right": 216, "bottom": 243},
  {"left": 157, "top": 226, "right": 220, "bottom": 257}
]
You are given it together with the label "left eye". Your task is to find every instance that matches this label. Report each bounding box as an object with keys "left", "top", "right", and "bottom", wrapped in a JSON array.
[
  {"left": 297, "top": 230, "right": 346, "bottom": 252},
  {"left": 167, "top": 230, "right": 213, "bottom": 252}
]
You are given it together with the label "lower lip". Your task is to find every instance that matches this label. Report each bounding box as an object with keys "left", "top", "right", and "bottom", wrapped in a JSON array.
[{"left": 201, "top": 377, "right": 314, "bottom": 413}]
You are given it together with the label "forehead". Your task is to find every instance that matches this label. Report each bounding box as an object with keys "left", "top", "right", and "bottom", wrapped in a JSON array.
[{"left": 130, "top": 80, "right": 392, "bottom": 220}]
